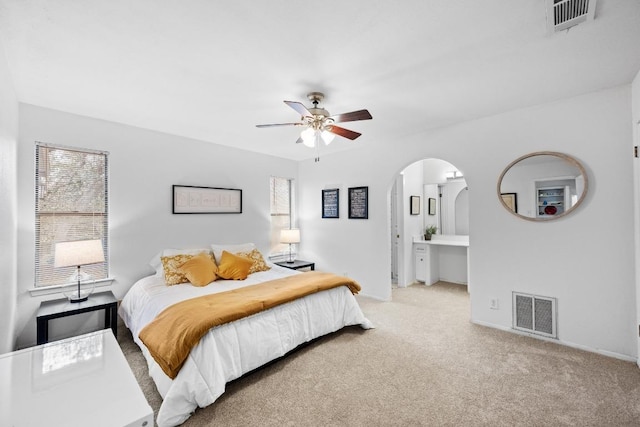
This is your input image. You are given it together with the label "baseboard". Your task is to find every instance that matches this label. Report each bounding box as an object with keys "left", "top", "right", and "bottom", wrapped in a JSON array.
[
  {"left": 438, "top": 278, "right": 467, "bottom": 285},
  {"left": 471, "top": 319, "right": 637, "bottom": 364}
]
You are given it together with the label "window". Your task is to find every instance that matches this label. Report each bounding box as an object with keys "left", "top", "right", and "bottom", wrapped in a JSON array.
[
  {"left": 35, "top": 143, "right": 109, "bottom": 287},
  {"left": 269, "top": 176, "right": 296, "bottom": 257}
]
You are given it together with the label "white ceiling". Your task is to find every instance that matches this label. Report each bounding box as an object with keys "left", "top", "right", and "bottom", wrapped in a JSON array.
[{"left": 1, "top": 1, "right": 639, "bottom": 161}]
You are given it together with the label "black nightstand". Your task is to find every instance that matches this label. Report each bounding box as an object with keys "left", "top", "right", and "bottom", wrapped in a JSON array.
[
  {"left": 275, "top": 260, "right": 315, "bottom": 271},
  {"left": 36, "top": 290, "right": 118, "bottom": 345}
]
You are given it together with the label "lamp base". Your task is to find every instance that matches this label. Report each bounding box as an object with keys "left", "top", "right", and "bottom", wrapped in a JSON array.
[{"left": 62, "top": 277, "right": 94, "bottom": 303}]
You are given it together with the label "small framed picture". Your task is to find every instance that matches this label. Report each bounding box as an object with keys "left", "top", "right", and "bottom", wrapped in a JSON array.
[
  {"left": 348, "top": 186, "right": 368, "bottom": 219},
  {"left": 428, "top": 198, "right": 436, "bottom": 216},
  {"left": 410, "top": 196, "right": 420, "bottom": 215},
  {"left": 322, "top": 188, "right": 339, "bottom": 218}
]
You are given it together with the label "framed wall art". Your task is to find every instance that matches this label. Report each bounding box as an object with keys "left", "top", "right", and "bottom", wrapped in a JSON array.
[
  {"left": 348, "top": 186, "right": 368, "bottom": 219},
  {"left": 428, "top": 197, "right": 436, "bottom": 216},
  {"left": 500, "top": 192, "right": 518, "bottom": 213},
  {"left": 173, "top": 185, "right": 242, "bottom": 214},
  {"left": 410, "top": 196, "right": 420, "bottom": 215},
  {"left": 322, "top": 188, "right": 339, "bottom": 218}
]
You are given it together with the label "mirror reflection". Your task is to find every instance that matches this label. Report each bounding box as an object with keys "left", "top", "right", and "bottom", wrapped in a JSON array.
[
  {"left": 498, "top": 152, "right": 588, "bottom": 221},
  {"left": 422, "top": 159, "right": 468, "bottom": 235}
]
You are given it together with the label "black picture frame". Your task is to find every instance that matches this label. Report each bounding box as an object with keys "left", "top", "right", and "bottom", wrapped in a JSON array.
[
  {"left": 348, "top": 186, "right": 368, "bottom": 219},
  {"left": 428, "top": 198, "right": 436, "bottom": 215},
  {"left": 410, "top": 196, "right": 420, "bottom": 215},
  {"left": 173, "top": 185, "right": 242, "bottom": 214},
  {"left": 322, "top": 188, "right": 339, "bottom": 218}
]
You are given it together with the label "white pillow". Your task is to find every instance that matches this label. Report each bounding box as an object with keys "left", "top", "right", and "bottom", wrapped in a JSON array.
[
  {"left": 210, "top": 243, "right": 256, "bottom": 264},
  {"left": 149, "top": 248, "right": 212, "bottom": 276}
]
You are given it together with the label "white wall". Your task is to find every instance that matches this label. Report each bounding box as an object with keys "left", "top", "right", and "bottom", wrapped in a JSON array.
[
  {"left": 421, "top": 159, "right": 465, "bottom": 234},
  {"left": 632, "top": 69, "right": 640, "bottom": 365},
  {"left": 402, "top": 162, "right": 423, "bottom": 284},
  {"left": 454, "top": 188, "right": 469, "bottom": 235},
  {"left": 423, "top": 159, "right": 460, "bottom": 184},
  {"left": 0, "top": 38, "right": 18, "bottom": 354},
  {"left": 299, "top": 85, "right": 637, "bottom": 360},
  {"left": 15, "top": 104, "right": 298, "bottom": 348}
]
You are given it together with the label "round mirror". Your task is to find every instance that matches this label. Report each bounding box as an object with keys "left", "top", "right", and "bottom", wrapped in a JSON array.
[{"left": 497, "top": 151, "right": 588, "bottom": 221}]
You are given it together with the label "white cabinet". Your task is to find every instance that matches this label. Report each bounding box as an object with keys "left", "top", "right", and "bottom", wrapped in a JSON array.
[
  {"left": 415, "top": 244, "right": 427, "bottom": 282},
  {"left": 413, "top": 237, "right": 469, "bottom": 287}
]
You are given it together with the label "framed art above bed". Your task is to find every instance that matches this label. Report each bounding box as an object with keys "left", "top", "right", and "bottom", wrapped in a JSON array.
[{"left": 173, "top": 185, "right": 242, "bottom": 214}]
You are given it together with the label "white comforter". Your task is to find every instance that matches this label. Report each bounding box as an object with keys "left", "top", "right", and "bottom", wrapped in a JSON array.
[{"left": 119, "top": 263, "right": 373, "bottom": 427}]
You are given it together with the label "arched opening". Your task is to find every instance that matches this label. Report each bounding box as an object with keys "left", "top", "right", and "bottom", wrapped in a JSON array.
[{"left": 390, "top": 158, "right": 469, "bottom": 297}]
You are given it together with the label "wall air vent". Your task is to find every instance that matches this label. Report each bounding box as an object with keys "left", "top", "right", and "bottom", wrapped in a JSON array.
[
  {"left": 512, "top": 292, "right": 557, "bottom": 338},
  {"left": 547, "top": 0, "right": 596, "bottom": 33}
]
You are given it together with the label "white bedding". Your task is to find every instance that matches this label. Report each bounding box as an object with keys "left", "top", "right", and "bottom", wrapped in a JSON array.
[{"left": 119, "top": 263, "right": 373, "bottom": 427}]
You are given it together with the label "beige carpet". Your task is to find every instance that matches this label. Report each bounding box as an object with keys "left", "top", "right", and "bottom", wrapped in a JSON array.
[{"left": 118, "top": 282, "right": 640, "bottom": 426}]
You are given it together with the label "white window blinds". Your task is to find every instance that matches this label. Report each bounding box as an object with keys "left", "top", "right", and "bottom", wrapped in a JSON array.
[
  {"left": 270, "top": 176, "right": 292, "bottom": 220},
  {"left": 269, "top": 176, "right": 295, "bottom": 256},
  {"left": 35, "top": 143, "right": 109, "bottom": 287}
]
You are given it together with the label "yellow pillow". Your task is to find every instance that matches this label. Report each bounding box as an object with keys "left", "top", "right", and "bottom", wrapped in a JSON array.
[
  {"left": 237, "top": 248, "right": 271, "bottom": 274},
  {"left": 161, "top": 253, "right": 197, "bottom": 285},
  {"left": 177, "top": 253, "right": 218, "bottom": 287},
  {"left": 216, "top": 250, "right": 253, "bottom": 280}
]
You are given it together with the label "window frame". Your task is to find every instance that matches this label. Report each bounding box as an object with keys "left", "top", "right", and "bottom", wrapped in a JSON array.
[
  {"left": 269, "top": 176, "right": 296, "bottom": 259},
  {"left": 34, "top": 142, "right": 109, "bottom": 289}
]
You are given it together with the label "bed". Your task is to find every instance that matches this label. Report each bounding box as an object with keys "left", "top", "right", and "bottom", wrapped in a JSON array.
[{"left": 118, "top": 244, "right": 373, "bottom": 427}]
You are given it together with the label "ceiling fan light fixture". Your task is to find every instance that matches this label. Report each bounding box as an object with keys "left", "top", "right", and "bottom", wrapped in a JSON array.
[
  {"left": 301, "top": 127, "right": 316, "bottom": 147},
  {"left": 256, "top": 91, "right": 372, "bottom": 159},
  {"left": 321, "top": 130, "right": 335, "bottom": 145}
]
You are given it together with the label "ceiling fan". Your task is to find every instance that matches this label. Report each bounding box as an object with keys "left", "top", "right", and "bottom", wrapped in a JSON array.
[{"left": 256, "top": 92, "right": 372, "bottom": 161}]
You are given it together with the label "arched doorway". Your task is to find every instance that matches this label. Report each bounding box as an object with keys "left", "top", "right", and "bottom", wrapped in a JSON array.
[{"left": 390, "top": 158, "right": 469, "bottom": 291}]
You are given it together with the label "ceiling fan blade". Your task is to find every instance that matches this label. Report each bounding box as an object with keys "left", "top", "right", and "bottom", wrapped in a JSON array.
[
  {"left": 256, "top": 122, "right": 303, "bottom": 128},
  {"left": 284, "top": 101, "right": 312, "bottom": 118},
  {"left": 328, "top": 109, "right": 372, "bottom": 123},
  {"left": 327, "top": 125, "right": 362, "bottom": 140}
]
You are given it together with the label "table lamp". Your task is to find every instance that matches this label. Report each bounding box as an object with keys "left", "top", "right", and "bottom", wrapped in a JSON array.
[
  {"left": 280, "top": 229, "right": 300, "bottom": 263},
  {"left": 54, "top": 239, "right": 105, "bottom": 303}
]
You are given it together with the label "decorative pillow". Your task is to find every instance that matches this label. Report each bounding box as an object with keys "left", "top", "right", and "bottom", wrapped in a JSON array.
[
  {"left": 150, "top": 248, "right": 211, "bottom": 276},
  {"left": 216, "top": 250, "right": 253, "bottom": 280},
  {"left": 237, "top": 248, "right": 271, "bottom": 274},
  {"left": 161, "top": 252, "right": 209, "bottom": 285},
  {"left": 211, "top": 243, "right": 255, "bottom": 265},
  {"left": 177, "top": 253, "right": 218, "bottom": 287}
]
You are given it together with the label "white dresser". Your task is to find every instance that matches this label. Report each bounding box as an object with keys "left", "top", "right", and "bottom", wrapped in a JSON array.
[{"left": 0, "top": 329, "right": 153, "bottom": 427}]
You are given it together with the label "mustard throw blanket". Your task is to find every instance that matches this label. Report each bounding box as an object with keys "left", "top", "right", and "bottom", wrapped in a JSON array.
[{"left": 139, "top": 271, "right": 361, "bottom": 379}]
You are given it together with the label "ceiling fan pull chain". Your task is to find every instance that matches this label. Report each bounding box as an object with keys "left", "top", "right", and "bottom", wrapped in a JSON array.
[{"left": 315, "top": 131, "right": 321, "bottom": 162}]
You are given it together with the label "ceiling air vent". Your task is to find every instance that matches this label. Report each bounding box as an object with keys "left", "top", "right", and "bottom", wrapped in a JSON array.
[{"left": 547, "top": 0, "right": 596, "bottom": 33}]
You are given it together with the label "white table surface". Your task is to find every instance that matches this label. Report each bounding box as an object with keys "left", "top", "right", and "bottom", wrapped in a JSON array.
[
  {"left": 414, "top": 235, "right": 470, "bottom": 247},
  {"left": 0, "top": 329, "right": 153, "bottom": 427}
]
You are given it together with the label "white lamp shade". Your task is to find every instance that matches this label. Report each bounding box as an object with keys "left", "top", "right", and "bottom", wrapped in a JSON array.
[
  {"left": 280, "top": 229, "right": 300, "bottom": 244},
  {"left": 54, "top": 239, "right": 105, "bottom": 268}
]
